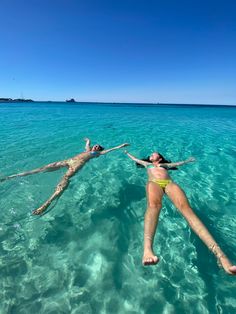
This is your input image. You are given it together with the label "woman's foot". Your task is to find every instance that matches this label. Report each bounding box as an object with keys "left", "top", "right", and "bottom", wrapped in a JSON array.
[
  {"left": 228, "top": 266, "right": 236, "bottom": 274},
  {"left": 32, "top": 205, "right": 46, "bottom": 215},
  {"left": 218, "top": 255, "right": 236, "bottom": 275},
  {"left": 142, "top": 249, "right": 159, "bottom": 266}
]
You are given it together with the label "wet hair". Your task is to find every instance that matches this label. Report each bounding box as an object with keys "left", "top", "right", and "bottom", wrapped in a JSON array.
[
  {"left": 136, "top": 157, "right": 151, "bottom": 168},
  {"left": 97, "top": 145, "right": 104, "bottom": 151},
  {"left": 92, "top": 144, "right": 104, "bottom": 151},
  {"left": 136, "top": 153, "right": 178, "bottom": 170}
]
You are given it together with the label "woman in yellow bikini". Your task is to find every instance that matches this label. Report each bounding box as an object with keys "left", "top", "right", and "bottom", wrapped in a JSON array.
[
  {"left": 1, "top": 138, "right": 129, "bottom": 215},
  {"left": 125, "top": 150, "right": 236, "bottom": 275}
]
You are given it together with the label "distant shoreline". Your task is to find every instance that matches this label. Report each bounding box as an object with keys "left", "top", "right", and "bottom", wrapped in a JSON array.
[
  {"left": 0, "top": 98, "right": 34, "bottom": 103},
  {"left": 0, "top": 99, "right": 235, "bottom": 107}
]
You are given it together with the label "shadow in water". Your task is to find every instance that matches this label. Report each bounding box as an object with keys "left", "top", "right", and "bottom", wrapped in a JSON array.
[{"left": 89, "top": 180, "right": 146, "bottom": 291}]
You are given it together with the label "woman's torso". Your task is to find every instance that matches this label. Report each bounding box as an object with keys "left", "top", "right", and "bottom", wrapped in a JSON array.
[
  {"left": 147, "top": 165, "right": 171, "bottom": 180},
  {"left": 66, "top": 151, "right": 99, "bottom": 171}
]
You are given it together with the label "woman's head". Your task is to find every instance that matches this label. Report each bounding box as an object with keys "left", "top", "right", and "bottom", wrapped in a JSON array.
[
  {"left": 136, "top": 151, "right": 178, "bottom": 170},
  {"left": 92, "top": 144, "right": 104, "bottom": 151},
  {"left": 149, "top": 152, "right": 163, "bottom": 162}
]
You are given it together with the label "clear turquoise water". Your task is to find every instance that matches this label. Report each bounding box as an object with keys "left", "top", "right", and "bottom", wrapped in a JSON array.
[{"left": 0, "top": 102, "right": 236, "bottom": 313}]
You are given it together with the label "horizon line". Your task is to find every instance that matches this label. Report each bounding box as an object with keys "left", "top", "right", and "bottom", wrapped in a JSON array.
[{"left": 0, "top": 99, "right": 235, "bottom": 107}]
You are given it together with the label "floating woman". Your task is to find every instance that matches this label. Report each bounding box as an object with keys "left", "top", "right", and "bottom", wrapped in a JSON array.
[
  {"left": 1, "top": 138, "right": 129, "bottom": 215},
  {"left": 125, "top": 150, "right": 236, "bottom": 275}
]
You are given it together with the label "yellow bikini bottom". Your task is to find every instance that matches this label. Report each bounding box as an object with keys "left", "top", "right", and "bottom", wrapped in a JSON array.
[{"left": 149, "top": 179, "right": 172, "bottom": 189}]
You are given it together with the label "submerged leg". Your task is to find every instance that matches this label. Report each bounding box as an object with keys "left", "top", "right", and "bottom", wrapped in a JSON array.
[
  {"left": 0, "top": 161, "right": 67, "bottom": 183},
  {"left": 32, "top": 169, "right": 74, "bottom": 215},
  {"left": 143, "top": 182, "right": 164, "bottom": 266},
  {"left": 166, "top": 182, "right": 236, "bottom": 275}
]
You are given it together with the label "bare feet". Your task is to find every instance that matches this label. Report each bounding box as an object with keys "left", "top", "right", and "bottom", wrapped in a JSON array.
[
  {"left": 32, "top": 205, "right": 46, "bottom": 215},
  {"left": 228, "top": 266, "right": 236, "bottom": 275},
  {"left": 142, "top": 249, "right": 159, "bottom": 266},
  {"left": 218, "top": 255, "right": 236, "bottom": 275}
]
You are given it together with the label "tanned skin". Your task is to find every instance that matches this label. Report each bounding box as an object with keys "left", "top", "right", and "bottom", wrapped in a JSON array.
[
  {"left": 125, "top": 150, "right": 236, "bottom": 275},
  {"left": 1, "top": 138, "right": 129, "bottom": 215}
]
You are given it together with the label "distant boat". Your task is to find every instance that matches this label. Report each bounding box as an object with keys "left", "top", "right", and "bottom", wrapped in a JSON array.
[{"left": 66, "top": 98, "right": 76, "bottom": 103}]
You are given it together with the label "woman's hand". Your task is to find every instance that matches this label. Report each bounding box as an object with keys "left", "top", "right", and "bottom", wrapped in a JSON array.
[
  {"left": 120, "top": 143, "right": 130, "bottom": 148},
  {"left": 187, "top": 157, "right": 195, "bottom": 162},
  {"left": 124, "top": 150, "right": 128, "bottom": 154},
  {"left": 84, "top": 137, "right": 90, "bottom": 142}
]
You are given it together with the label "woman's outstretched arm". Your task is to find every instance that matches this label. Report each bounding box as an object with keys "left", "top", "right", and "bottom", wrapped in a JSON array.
[
  {"left": 125, "top": 151, "right": 151, "bottom": 167},
  {"left": 100, "top": 143, "right": 129, "bottom": 155},
  {"left": 84, "top": 137, "right": 91, "bottom": 152},
  {"left": 161, "top": 157, "right": 195, "bottom": 169}
]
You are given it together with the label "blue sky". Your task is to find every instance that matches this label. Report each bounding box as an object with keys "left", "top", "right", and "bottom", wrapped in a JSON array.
[{"left": 0, "top": 0, "right": 235, "bottom": 104}]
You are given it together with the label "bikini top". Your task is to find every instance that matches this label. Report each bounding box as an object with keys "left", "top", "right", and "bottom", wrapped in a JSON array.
[
  {"left": 90, "top": 151, "right": 100, "bottom": 157},
  {"left": 147, "top": 164, "right": 155, "bottom": 169},
  {"left": 147, "top": 164, "right": 168, "bottom": 170}
]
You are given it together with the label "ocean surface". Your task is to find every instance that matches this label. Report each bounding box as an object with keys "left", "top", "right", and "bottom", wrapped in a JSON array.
[{"left": 0, "top": 102, "right": 236, "bottom": 314}]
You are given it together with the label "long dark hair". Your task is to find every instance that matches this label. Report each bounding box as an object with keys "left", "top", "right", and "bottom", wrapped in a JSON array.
[{"left": 136, "top": 153, "right": 178, "bottom": 170}]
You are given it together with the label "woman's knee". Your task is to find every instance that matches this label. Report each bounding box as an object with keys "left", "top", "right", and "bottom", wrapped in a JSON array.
[
  {"left": 56, "top": 179, "right": 69, "bottom": 193},
  {"left": 178, "top": 203, "right": 194, "bottom": 215},
  {"left": 147, "top": 202, "right": 162, "bottom": 212}
]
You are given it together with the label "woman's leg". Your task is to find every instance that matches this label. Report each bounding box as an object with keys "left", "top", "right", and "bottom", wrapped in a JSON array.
[
  {"left": 32, "top": 168, "right": 75, "bottom": 215},
  {"left": 165, "top": 182, "right": 236, "bottom": 275},
  {"left": 0, "top": 161, "right": 67, "bottom": 183},
  {"left": 143, "top": 182, "right": 164, "bottom": 266}
]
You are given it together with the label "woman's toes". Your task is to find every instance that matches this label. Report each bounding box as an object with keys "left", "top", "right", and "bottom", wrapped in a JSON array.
[
  {"left": 228, "top": 266, "right": 236, "bottom": 275},
  {"left": 143, "top": 255, "right": 159, "bottom": 266}
]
